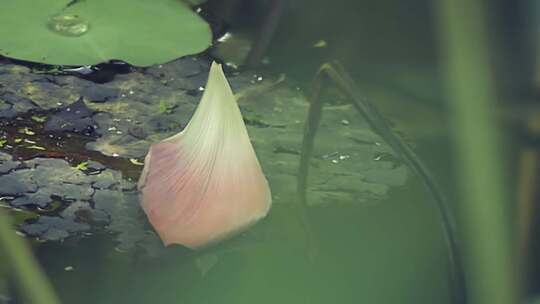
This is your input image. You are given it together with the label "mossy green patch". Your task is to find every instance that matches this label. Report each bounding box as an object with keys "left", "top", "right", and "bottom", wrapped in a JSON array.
[{"left": 158, "top": 100, "right": 175, "bottom": 114}]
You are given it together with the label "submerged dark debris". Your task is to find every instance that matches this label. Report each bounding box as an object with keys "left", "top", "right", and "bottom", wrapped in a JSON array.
[{"left": 0, "top": 153, "right": 140, "bottom": 242}]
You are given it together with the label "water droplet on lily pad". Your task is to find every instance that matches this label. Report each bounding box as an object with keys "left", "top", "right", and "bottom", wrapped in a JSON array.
[{"left": 47, "top": 14, "right": 89, "bottom": 37}]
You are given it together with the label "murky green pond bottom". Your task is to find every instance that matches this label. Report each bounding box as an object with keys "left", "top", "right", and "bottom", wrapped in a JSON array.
[{"left": 33, "top": 176, "right": 450, "bottom": 304}]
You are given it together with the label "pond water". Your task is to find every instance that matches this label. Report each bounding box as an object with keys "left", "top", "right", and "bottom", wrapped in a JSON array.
[
  {"left": 0, "top": 52, "right": 453, "bottom": 302},
  {"left": 0, "top": 1, "right": 531, "bottom": 303}
]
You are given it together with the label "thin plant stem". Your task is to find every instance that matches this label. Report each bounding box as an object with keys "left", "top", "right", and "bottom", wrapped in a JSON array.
[
  {"left": 435, "top": 0, "right": 517, "bottom": 303},
  {"left": 245, "top": 0, "right": 285, "bottom": 66},
  {"left": 297, "top": 62, "right": 465, "bottom": 303},
  {"left": 0, "top": 210, "right": 60, "bottom": 304},
  {"left": 297, "top": 71, "right": 324, "bottom": 205}
]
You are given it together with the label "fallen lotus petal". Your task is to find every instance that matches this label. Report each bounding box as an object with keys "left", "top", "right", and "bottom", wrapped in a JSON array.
[{"left": 138, "top": 62, "right": 272, "bottom": 249}]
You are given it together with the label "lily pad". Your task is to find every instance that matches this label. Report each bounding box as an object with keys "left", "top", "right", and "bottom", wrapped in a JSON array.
[{"left": 0, "top": 0, "right": 212, "bottom": 66}]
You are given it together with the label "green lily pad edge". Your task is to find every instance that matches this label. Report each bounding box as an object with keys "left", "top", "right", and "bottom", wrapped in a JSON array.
[{"left": 0, "top": 0, "right": 212, "bottom": 67}]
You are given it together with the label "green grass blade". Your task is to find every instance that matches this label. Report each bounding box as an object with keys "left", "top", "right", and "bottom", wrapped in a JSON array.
[
  {"left": 436, "top": 0, "right": 517, "bottom": 303},
  {"left": 0, "top": 211, "right": 60, "bottom": 304}
]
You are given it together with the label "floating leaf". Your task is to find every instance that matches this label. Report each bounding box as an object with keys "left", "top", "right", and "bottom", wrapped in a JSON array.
[
  {"left": 26, "top": 145, "right": 46, "bottom": 151},
  {"left": 129, "top": 158, "right": 144, "bottom": 166},
  {"left": 64, "top": 266, "right": 74, "bottom": 272},
  {"left": 182, "top": 0, "right": 207, "bottom": 6},
  {"left": 0, "top": 0, "right": 212, "bottom": 66},
  {"left": 18, "top": 127, "right": 35, "bottom": 136},
  {"left": 158, "top": 100, "right": 175, "bottom": 114},
  {"left": 31, "top": 116, "right": 47, "bottom": 123},
  {"left": 313, "top": 40, "right": 327, "bottom": 48},
  {"left": 75, "top": 162, "right": 89, "bottom": 171}
]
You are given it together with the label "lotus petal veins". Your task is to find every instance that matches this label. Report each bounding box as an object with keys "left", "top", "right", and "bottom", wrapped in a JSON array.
[{"left": 138, "top": 62, "right": 272, "bottom": 248}]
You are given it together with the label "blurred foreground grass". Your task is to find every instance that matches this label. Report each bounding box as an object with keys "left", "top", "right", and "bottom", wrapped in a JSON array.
[
  {"left": 437, "top": 0, "right": 517, "bottom": 303},
  {"left": 0, "top": 210, "right": 60, "bottom": 304}
]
